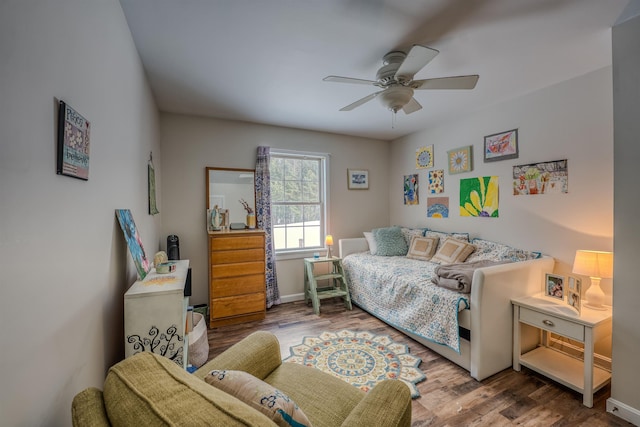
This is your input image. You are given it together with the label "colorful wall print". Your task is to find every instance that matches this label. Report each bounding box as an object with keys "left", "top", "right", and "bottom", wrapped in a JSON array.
[
  {"left": 428, "top": 170, "right": 444, "bottom": 194},
  {"left": 513, "top": 159, "right": 568, "bottom": 195},
  {"left": 447, "top": 146, "right": 473, "bottom": 174},
  {"left": 116, "top": 209, "right": 150, "bottom": 280},
  {"left": 427, "top": 197, "right": 449, "bottom": 218},
  {"left": 404, "top": 174, "right": 419, "bottom": 205},
  {"left": 148, "top": 155, "right": 160, "bottom": 215},
  {"left": 56, "top": 100, "right": 90, "bottom": 180},
  {"left": 460, "top": 176, "right": 499, "bottom": 217},
  {"left": 484, "top": 129, "right": 518, "bottom": 162},
  {"left": 416, "top": 145, "right": 434, "bottom": 169}
]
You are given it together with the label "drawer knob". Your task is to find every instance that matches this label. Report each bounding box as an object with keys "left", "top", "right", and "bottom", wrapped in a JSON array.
[{"left": 542, "top": 319, "right": 555, "bottom": 327}]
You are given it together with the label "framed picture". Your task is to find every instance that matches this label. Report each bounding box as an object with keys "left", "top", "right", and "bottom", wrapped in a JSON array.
[
  {"left": 347, "top": 169, "right": 369, "bottom": 190},
  {"left": 403, "top": 174, "right": 419, "bottom": 205},
  {"left": 416, "top": 145, "right": 434, "bottom": 169},
  {"left": 484, "top": 129, "right": 518, "bottom": 162},
  {"left": 513, "top": 159, "right": 568, "bottom": 195},
  {"left": 567, "top": 275, "right": 582, "bottom": 314},
  {"left": 447, "top": 146, "right": 473, "bottom": 174},
  {"left": 57, "top": 100, "right": 91, "bottom": 180},
  {"left": 544, "top": 273, "right": 565, "bottom": 300},
  {"left": 115, "top": 209, "right": 150, "bottom": 280}
]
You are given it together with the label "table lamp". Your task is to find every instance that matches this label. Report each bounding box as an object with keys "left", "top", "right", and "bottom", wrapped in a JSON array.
[
  {"left": 572, "top": 250, "right": 613, "bottom": 310},
  {"left": 325, "top": 235, "right": 334, "bottom": 259}
]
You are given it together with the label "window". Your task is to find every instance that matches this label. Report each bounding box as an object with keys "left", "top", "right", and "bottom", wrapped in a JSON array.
[{"left": 270, "top": 150, "right": 329, "bottom": 255}]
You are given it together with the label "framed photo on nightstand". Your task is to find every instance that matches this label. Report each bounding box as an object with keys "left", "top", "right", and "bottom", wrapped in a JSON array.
[
  {"left": 544, "top": 273, "right": 565, "bottom": 300},
  {"left": 567, "top": 275, "right": 582, "bottom": 314}
]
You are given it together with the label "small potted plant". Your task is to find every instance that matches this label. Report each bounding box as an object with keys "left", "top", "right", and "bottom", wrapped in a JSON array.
[{"left": 240, "top": 199, "right": 256, "bottom": 229}]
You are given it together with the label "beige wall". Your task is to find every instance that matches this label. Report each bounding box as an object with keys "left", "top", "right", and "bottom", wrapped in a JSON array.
[
  {"left": 0, "top": 1, "right": 161, "bottom": 425},
  {"left": 159, "top": 114, "right": 390, "bottom": 304},
  {"left": 611, "top": 12, "right": 640, "bottom": 422},
  {"left": 390, "top": 67, "right": 614, "bottom": 297}
]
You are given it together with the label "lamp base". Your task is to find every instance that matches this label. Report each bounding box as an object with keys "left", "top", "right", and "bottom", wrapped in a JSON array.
[{"left": 583, "top": 277, "right": 607, "bottom": 311}]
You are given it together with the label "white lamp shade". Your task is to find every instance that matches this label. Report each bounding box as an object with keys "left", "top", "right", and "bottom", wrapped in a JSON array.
[
  {"left": 572, "top": 250, "right": 613, "bottom": 279},
  {"left": 325, "top": 235, "right": 334, "bottom": 246}
]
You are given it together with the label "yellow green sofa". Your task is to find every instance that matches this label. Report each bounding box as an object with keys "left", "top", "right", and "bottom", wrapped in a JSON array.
[{"left": 71, "top": 330, "right": 412, "bottom": 426}]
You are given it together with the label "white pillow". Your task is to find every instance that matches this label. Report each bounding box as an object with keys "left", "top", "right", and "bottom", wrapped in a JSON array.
[{"left": 363, "top": 231, "right": 377, "bottom": 255}]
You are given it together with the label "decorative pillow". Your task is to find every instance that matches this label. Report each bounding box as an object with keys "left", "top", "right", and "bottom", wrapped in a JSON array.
[
  {"left": 431, "top": 238, "right": 476, "bottom": 264},
  {"left": 423, "top": 230, "right": 470, "bottom": 252},
  {"left": 400, "top": 227, "right": 426, "bottom": 247},
  {"left": 406, "top": 236, "right": 439, "bottom": 261},
  {"left": 373, "top": 226, "right": 408, "bottom": 256},
  {"left": 205, "top": 370, "right": 313, "bottom": 427},
  {"left": 465, "top": 238, "right": 541, "bottom": 263},
  {"left": 363, "top": 231, "right": 377, "bottom": 255}
]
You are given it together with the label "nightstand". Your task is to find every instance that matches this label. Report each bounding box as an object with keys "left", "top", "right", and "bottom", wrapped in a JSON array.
[
  {"left": 512, "top": 295, "right": 612, "bottom": 407},
  {"left": 303, "top": 257, "right": 352, "bottom": 315}
]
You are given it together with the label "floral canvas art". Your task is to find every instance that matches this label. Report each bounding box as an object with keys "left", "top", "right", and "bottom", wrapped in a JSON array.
[
  {"left": 427, "top": 197, "right": 449, "bottom": 218},
  {"left": 428, "top": 170, "right": 444, "bottom": 194},
  {"left": 460, "top": 176, "right": 499, "bottom": 217},
  {"left": 404, "top": 174, "right": 419, "bottom": 205},
  {"left": 447, "top": 146, "right": 473, "bottom": 174},
  {"left": 416, "top": 145, "right": 434, "bottom": 169},
  {"left": 115, "top": 209, "right": 150, "bottom": 280}
]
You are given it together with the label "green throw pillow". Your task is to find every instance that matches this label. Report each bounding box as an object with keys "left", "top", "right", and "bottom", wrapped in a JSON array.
[
  {"left": 373, "top": 226, "right": 408, "bottom": 256},
  {"left": 205, "top": 370, "right": 313, "bottom": 427}
]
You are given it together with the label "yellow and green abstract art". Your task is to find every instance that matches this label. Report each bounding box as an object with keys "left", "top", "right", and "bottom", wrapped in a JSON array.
[{"left": 460, "top": 176, "right": 499, "bottom": 217}]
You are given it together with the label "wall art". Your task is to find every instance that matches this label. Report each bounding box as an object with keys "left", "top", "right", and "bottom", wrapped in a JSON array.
[
  {"left": 347, "top": 169, "right": 369, "bottom": 190},
  {"left": 148, "top": 153, "right": 159, "bottom": 215},
  {"left": 116, "top": 209, "right": 150, "bottom": 280},
  {"left": 447, "top": 146, "right": 473, "bottom": 174},
  {"left": 57, "top": 100, "right": 90, "bottom": 180},
  {"left": 404, "top": 174, "right": 419, "bottom": 205},
  {"left": 427, "top": 197, "right": 449, "bottom": 218},
  {"left": 416, "top": 145, "right": 434, "bottom": 169},
  {"left": 484, "top": 129, "right": 518, "bottom": 162},
  {"left": 460, "top": 176, "right": 499, "bottom": 217},
  {"left": 513, "top": 159, "right": 568, "bottom": 195},
  {"left": 428, "top": 169, "right": 444, "bottom": 194}
]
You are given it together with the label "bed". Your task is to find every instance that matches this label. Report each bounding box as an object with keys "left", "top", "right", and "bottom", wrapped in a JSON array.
[{"left": 339, "top": 234, "right": 554, "bottom": 381}]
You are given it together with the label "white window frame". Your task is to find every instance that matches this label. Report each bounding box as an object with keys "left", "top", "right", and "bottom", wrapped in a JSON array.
[{"left": 270, "top": 149, "right": 330, "bottom": 260}]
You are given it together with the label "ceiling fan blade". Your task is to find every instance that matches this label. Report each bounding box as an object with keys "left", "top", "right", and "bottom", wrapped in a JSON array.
[
  {"left": 323, "top": 75, "right": 378, "bottom": 86},
  {"left": 339, "top": 90, "right": 383, "bottom": 111},
  {"left": 394, "top": 45, "right": 439, "bottom": 82},
  {"left": 402, "top": 97, "right": 422, "bottom": 114},
  {"left": 412, "top": 75, "right": 479, "bottom": 90}
]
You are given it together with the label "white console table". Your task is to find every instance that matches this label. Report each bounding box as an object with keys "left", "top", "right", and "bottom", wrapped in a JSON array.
[{"left": 124, "top": 259, "right": 190, "bottom": 369}]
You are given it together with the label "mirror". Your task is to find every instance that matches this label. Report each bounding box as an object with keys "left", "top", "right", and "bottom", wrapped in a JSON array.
[{"left": 206, "top": 167, "right": 256, "bottom": 226}]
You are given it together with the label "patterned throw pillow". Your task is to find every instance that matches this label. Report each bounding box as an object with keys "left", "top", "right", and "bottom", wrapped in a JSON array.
[
  {"left": 431, "top": 238, "right": 476, "bottom": 264},
  {"left": 400, "top": 227, "right": 426, "bottom": 247},
  {"left": 406, "top": 236, "right": 439, "bottom": 261},
  {"left": 465, "top": 238, "right": 541, "bottom": 263},
  {"left": 423, "top": 229, "right": 470, "bottom": 252},
  {"left": 363, "top": 231, "right": 378, "bottom": 255},
  {"left": 205, "top": 370, "right": 313, "bottom": 427},
  {"left": 373, "top": 226, "right": 409, "bottom": 256}
]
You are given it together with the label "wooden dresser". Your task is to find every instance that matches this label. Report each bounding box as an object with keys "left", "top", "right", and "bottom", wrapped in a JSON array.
[{"left": 208, "top": 229, "right": 266, "bottom": 327}]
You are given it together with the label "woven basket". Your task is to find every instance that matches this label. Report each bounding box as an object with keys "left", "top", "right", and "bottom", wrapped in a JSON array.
[{"left": 187, "top": 313, "right": 209, "bottom": 368}]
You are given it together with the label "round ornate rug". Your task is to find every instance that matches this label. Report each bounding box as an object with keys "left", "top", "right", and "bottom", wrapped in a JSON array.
[{"left": 283, "top": 330, "right": 425, "bottom": 398}]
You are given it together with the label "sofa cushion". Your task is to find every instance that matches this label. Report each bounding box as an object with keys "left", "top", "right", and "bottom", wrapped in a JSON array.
[
  {"left": 103, "top": 352, "right": 276, "bottom": 426},
  {"left": 406, "top": 236, "right": 439, "bottom": 261},
  {"left": 431, "top": 238, "right": 476, "bottom": 264},
  {"left": 205, "top": 370, "right": 312, "bottom": 427},
  {"left": 363, "top": 231, "right": 377, "bottom": 255},
  {"left": 465, "top": 238, "right": 541, "bottom": 263},
  {"left": 400, "top": 227, "right": 425, "bottom": 247},
  {"left": 423, "top": 229, "right": 470, "bottom": 252},
  {"left": 373, "top": 226, "right": 408, "bottom": 256}
]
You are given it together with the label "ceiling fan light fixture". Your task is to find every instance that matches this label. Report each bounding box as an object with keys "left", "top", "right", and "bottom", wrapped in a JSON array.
[{"left": 378, "top": 85, "right": 414, "bottom": 112}]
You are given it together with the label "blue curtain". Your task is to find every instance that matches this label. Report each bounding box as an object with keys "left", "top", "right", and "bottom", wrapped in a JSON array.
[{"left": 256, "top": 146, "right": 281, "bottom": 308}]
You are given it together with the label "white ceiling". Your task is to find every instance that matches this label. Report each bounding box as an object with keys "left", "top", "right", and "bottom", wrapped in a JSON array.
[{"left": 119, "top": 0, "right": 629, "bottom": 141}]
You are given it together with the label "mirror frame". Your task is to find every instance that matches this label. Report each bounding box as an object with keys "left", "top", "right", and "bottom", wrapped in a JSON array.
[{"left": 205, "top": 166, "right": 256, "bottom": 221}]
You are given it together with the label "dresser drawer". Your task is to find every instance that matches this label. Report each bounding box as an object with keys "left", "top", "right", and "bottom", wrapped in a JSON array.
[
  {"left": 211, "top": 292, "right": 265, "bottom": 319},
  {"left": 519, "top": 306, "right": 585, "bottom": 341},
  {"left": 211, "top": 235, "right": 264, "bottom": 251},
  {"left": 211, "top": 248, "right": 264, "bottom": 265},
  {"left": 211, "top": 274, "right": 265, "bottom": 298},
  {"left": 212, "top": 261, "right": 264, "bottom": 279}
]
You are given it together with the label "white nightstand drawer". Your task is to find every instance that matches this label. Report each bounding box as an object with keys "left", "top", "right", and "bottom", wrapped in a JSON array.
[{"left": 519, "top": 307, "right": 584, "bottom": 341}]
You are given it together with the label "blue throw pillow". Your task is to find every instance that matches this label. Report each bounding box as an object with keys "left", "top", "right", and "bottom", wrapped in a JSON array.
[{"left": 373, "top": 226, "right": 408, "bottom": 256}]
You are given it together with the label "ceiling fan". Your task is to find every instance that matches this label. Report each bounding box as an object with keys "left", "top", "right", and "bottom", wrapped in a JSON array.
[{"left": 323, "top": 45, "right": 479, "bottom": 115}]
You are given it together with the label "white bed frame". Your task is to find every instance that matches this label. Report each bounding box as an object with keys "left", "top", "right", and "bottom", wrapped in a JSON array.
[{"left": 339, "top": 237, "right": 554, "bottom": 381}]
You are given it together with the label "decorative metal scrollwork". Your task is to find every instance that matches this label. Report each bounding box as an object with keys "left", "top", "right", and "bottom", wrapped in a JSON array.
[{"left": 127, "top": 324, "right": 184, "bottom": 366}]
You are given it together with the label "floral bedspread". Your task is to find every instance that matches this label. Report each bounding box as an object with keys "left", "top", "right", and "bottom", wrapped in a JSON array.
[{"left": 342, "top": 252, "right": 469, "bottom": 353}]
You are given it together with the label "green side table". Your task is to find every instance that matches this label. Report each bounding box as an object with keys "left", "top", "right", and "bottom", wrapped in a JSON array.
[{"left": 303, "top": 257, "right": 352, "bottom": 315}]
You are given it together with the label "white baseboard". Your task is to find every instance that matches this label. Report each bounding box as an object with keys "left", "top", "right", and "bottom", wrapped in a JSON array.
[
  {"left": 607, "top": 398, "right": 640, "bottom": 426},
  {"left": 279, "top": 293, "right": 305, "bottom": 304}
]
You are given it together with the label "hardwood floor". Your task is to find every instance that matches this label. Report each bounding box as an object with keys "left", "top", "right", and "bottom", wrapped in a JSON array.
[{"left": 205, "top": 299, "right": 631, "bottom": 426}]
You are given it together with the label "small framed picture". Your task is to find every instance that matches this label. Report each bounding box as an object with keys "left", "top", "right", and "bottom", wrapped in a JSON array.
[
  {"left": 484, "top": 129, "right": 518, "bottom": 162},
  {"left": 347, "top": 169, "right": 369, "bottom": 190},
  {"left": 544, "top": 273, "right": 565, "bottom": 300},
  {"left": 567, "top": 275, "right": 582, "bottom": 314}
]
